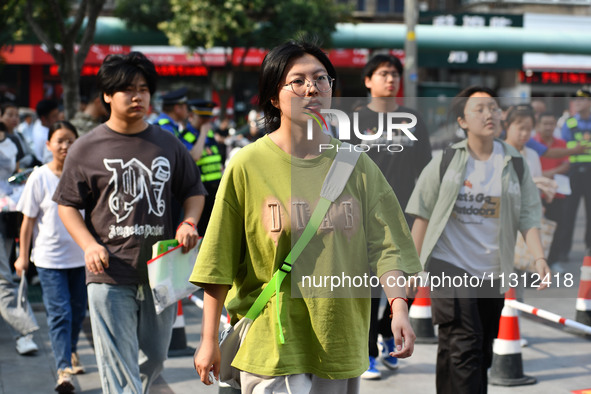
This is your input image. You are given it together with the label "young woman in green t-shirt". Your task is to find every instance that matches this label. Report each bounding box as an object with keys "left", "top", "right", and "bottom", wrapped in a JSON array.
[{"left": 192, "top": 39, "right": 421, "bottom": 393}]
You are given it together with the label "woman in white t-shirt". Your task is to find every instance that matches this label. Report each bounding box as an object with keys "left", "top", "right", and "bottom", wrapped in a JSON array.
[
  {"left": 504, "top": 104, "right": 557, "bottom": 202},
  {"left": 15, "top": 121, "right": 85, "bottom": 394},
  {"left": 407, "top": 87, "right": 551, "bottom": 394}
]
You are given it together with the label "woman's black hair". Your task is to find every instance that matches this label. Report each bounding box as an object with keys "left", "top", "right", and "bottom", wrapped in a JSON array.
[
  {"left": 504, "top": 104, "right": 535, "bottom": 130},
  {"left": 258, "top": 38, "right": 337, "bottom": 133},
  {"left": 48, "top": 120, "right": 78, "bottom": 141},
  {"left": 0, "top": 102, "right": 17, "bottom": 117},
  {"left": 97, "top": 51, "right": 158, "bottom": 114}
]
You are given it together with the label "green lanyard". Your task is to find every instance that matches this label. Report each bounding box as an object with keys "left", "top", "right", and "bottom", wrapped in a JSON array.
[{"left": 243, "top": 143, "right": 361, "bottom": 344}]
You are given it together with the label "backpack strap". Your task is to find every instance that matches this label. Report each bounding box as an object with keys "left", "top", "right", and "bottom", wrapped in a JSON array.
[
  {"left": 439, "top": 146, "right": 456, "bottom": 183},
  {"left": 511, "top": 156, "right": 524, "bottom": 184}
]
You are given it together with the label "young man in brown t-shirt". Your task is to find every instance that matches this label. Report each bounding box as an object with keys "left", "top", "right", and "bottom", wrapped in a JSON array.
[{"left": 54, "top": 52, "right": 206, "bottom": 393}]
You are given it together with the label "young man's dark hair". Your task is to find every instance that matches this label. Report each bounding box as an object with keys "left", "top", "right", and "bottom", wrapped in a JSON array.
[
  {"left": 362, "top": 54, "right": 403, "bottom": 91},
  {"left": 97, "top": 52, "right": 158, "bottom": 113},
  {"left": 35, "top": 99, "right": 59, "bottom": 119},
  {"left": 537, "top": 111, "right": 557, "bottom": 123}
]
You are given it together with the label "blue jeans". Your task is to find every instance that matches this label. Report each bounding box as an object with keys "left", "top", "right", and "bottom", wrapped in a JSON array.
[
  {"left": 87, "top": 283, "right": 176, "bottom": 394},
  {"left": 37, "top": 266, "right": 87, "bottom": 370}
]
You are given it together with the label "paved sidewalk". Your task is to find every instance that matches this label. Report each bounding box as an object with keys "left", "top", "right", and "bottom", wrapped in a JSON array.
[{"left": 1, "top": 208, "right": 590, "bottom": 394}]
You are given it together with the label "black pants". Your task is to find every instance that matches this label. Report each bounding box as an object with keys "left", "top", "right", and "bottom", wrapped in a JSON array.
[
  {"left": 198, "top": 180, "right": 220, "bottom": 236},
  {"left": 429, "top": 259, "right": 504, "bottom": 394},
  {"left": 543, "top": 197, "right": 567, "bottom": 263},
  {"left": 559, "top": 165, "right": 591, "bottom": 258},
  {"left": 368, "top": 295, "right": 413, "bottom": 358}
]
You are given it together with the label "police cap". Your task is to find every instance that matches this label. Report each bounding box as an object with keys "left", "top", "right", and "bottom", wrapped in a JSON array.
[
  {"left": 161, "top": 87, "right": 188, "bottom": 105},
  {"left": 575, "top": 89, "right": 591, "bottom": 98},
  {"left": 188, "top": 99, "right": 217, "bottom": 117}
]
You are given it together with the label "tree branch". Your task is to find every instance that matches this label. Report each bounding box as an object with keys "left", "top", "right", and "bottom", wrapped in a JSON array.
[
  {"left": 47, "top": 0, "right": 68, "bottom": 39},
  {"left": 75, "top": 0, "right": 105, "bottom": 69},
  {"left": 24, "top": 0, "right": 62, "bottom": 63},
  {"left": 68, "top": 0, "right": 89, "bottom": 38}
]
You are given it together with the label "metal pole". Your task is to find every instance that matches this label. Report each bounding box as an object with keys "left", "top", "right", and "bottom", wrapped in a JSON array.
[
  {"left": 404, "top": 0, "right": 418, "bottom": 109},
  {"left": 505, "top": 299, "right": 591, "bottom": 336}
]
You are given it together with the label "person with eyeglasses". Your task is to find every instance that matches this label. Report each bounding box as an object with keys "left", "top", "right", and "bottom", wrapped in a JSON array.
[
  {"left": 406, "top": 86, "right": 550, "bottom": 394},
  {"left": 191, "top": 39, "right": 421, "bottom": 393},
  {"left": 349, "top": 54, "right": 432, "bottom": 380}
]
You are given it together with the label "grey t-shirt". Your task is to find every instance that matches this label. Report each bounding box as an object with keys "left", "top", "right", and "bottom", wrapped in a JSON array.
[{"left": 53, "top": 123, "right": 207, "bottom": 285}]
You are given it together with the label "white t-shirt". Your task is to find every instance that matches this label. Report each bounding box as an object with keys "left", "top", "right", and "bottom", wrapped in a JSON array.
[
  {"left": 432, "top": 141, "right": 504, "bottom": 277},
  {"left": 31, "top": 119, "right": 52, "bottom": 164},
  {"left": 521, "top": 146, "right": 542, "bottom": 179},
  {"left": 0, "top": 137, "right": 18, "bottom": 196},
  {"left": 16, "top": 165, "right": 85, "bottom": 269}
]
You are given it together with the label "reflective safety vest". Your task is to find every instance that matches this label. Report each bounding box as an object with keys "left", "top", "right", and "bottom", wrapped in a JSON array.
[
  {"left": 565, "top": 117, "right": 591, "bottom": 163},
  {"left": 158, "top": 118, "right": 196, "bottom": 146},
  {"left": 196, "top": 130, "right": 223, "bottom": 182}
]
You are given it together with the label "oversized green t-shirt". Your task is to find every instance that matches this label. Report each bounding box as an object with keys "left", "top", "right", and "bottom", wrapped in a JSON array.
[{"left": 189, "top": 135, "right": 421, "bottom": 379}]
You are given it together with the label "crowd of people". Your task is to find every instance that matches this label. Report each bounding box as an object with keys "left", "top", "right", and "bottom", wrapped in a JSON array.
[{"left": 0, "top": 39, "right": 590, "bottom": 394}]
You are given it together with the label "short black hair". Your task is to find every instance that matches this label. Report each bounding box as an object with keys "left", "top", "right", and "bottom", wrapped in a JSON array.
[
  {"left": 451, "top": 86, "right": 498, "bottom": 121},
  {"left": 97, "top": 51, "right": 158, "bottom": 113},
  {"left": 0, "top": 102, "right": 17, "bottom": 116},
  {"left": 258, "top": 38, "right": 336, "bottom": 133},
  {"left": 362, "top": 54, "right": 403, "bottom": 92},
  {"left": 537, "top": 111, "right": 556, "bottom": 123},
  {"left": 504, "top": 104, "right": 535, "bottom": 129},
  {"left": 48, "top": 120, "right": 78, "bottom": 141},
  {"left": 36, "top": 99, "right": 59, "bottom": 119}
]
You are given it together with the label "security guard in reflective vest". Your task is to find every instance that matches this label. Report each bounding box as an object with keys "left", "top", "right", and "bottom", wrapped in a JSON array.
[
  {"left": 560, "top": 88, "right": 591, "bottom": 258},
  {"left": 187, "top": 99, "right": 223, "bottom": 233},
  {"left": 154, "top": 87, "right": 204, "bottom": 226},
  {"left": 155, "top": 87, "right": 197, "bottom": 149}
]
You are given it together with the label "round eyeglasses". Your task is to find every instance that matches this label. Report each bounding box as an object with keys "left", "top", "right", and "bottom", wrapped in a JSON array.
[{"left": 284, "top": 75, "right": 334, "bottom": 96}]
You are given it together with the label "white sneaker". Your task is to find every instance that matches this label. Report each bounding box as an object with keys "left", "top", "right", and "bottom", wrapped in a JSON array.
[{"left": 16, "top": 334, "right": 38, "bottom": 355}]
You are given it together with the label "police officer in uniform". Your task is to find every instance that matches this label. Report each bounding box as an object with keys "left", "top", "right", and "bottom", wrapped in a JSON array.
[
  {"left": 187, "top": 99, "right": 223, "bottom": 234},
  {"left": 560, "top": 88, "right": 591, "bottom": 259},
  {"left": 154, "top": 87, "right": 197, "bottom": 149}
]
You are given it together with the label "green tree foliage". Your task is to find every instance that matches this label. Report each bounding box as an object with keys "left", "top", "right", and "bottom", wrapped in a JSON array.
[
  {"left": 114, "top": 0, "right": 173, "bottom": 31},
  {"left": 161, "top": 0, "right": 351, "bottom": 50},
  {"left": 0, "top": 0, "right": 27, "bottom": 50},
  {"left": 159, "top": 0, "right": 352, "bottom": 116},
  {"left": 1, "top": 0, "right": 105, "bottom": 118}
]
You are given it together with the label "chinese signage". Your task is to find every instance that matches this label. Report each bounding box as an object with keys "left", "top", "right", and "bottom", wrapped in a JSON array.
[
  {"left": 519, "top": 71, "right": 591, "bottom": 85},
  {"left": 419, "top": 50, "right": 522, "bottom": 69},
  {"left": 419, "top": 12, "right": 523, "bottom": 28}
]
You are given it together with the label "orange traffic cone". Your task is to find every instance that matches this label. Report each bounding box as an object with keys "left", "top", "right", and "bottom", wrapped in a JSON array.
[
  {"left": 168, "top": 300, "right": 195, "bottom": 357},
  {"left": 575, "top": 255, "right": 591, "bottom": 326},
  {"left": 409, "top": 286, "right": 437, "bottom": 343},
  {"left": 489, "top": 288, "right": 536, "bottom": 386}
]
